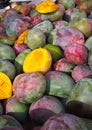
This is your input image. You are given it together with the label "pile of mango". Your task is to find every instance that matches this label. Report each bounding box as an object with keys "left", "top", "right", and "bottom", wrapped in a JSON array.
[{"left": 0, "top": 0, "right": 92, "bottom": 129}]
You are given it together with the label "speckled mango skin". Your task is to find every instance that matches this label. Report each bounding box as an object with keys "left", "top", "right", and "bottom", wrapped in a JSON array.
[
  {"left": 41, "top": 113, "right": 88, "bottom": 130},
  {"left": 6, "top": 19, "right": 28, "bottom": 38},
  {"left": 33, "top": 20, "right": 53, "bottom": 34},
  {"left": 13, "top": 72, "right": 46, "bottom": 104},
  {"left": 56, "top": 26, "right": 85, "bottom": 50},
  {"left": 26, "top": 29, "right": 46, "bottom": 50},
  {"left": 0, "top": 43, "right": 16, "bottom": 61}
]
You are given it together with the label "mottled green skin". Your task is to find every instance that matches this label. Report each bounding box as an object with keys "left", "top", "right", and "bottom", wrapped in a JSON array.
[
  {"left": 15, "top": 49, "right": 31, "bottom": 74},
  {"left": 0, "top": 43, "right": 16, "bottom": 61},
  {"left": 41, "top": 8, "right": 64, "bottom": 22},
  {"left": 44, "top": 44, "right": 63, "bottom": 63},
  {"left": 64, "top": 8, "right": 87, "bottom": 22},
  {"left": 83, "top": 118, "right": 92, "bottom": 130},
  {"left": 0, "top": 115, "right": 23, "bottom": 129},
  {"left": 0, "top": 37, "right": 15, "bottom": 46},
  {"left": 57, "top": 0, "right": 75, "bottom": 9},
  {"left": 33, "top": 20, "right": 53, "bottom": 34},
  {"left": 47, "top": 29, "right": 59, "bottom": 46},
  {"left": 26, "top": 29, "right": 46, "bottom": 50},
  {"left": 70, "top": 10, "right": 87, "bottom": 21},
  {"left": 66, "top": 78, "right": 92, "bottom": 118},
  {"left": 85, "top": 36, "right": 92, "bottom": 51},
  {"left": 45, "top": 71, "right": 75, "bottom": 98},
  {"left": 69, "top": 18, "right": 92, "bottom": 37},
  {"left": 0, "top": 59, "right": 16, "bottom": 81},
  {"left": 88, "top": 50, "right": 92, "bottom": 70},
  {"left": 5, "top": 96, "right": 28, "bottom": 123},
  {"left": 67, "top": 78, "right": 92, "bottom": 105}
]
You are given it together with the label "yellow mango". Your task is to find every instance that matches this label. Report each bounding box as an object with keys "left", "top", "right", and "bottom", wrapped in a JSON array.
[
  {"left": 15, "top": 29, "right": 29, "bottom": 44},
  {"left": 23, "top": 48, "right": 52, "bottom": 73},
  {"left": 0, "top": 72, "right": 12, "bottom": 99},
  {"left": 36, "top": 0, "right": 58, "bottom": 13}
]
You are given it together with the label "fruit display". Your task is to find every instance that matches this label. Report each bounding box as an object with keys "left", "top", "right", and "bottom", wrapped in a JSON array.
[{"left": 0, "top": 0, "right": 92, "bottom": 129}]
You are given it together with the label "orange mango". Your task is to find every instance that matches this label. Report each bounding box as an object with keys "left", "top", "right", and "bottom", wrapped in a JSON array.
[
  {"left": 23, "top": 48, "right": 52, "bottom": 73},
  {"left": 0, "top": 72, "right": 12, "bottom": 99}
]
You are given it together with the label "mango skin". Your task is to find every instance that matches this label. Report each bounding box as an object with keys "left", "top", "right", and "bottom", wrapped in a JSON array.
[
  {"left": 45, "top": 71, "right": 75, "bottom": 98},
  {"left": 41, "top": 4, "right": 65, "bottom": 22},
  {"left": 33, "top": 20, "right": 53, "bottom": 34},
  {"left": 13, "top": 72, "right": 46, "bottom": 104},
  {"left": 26, "top": 29, "right": 46, "bottom": 50},
  {"left": 0, "top": 115, "right": 23, "bottom": 129},
  {"left": 0, "top": 43, "right": 16, "bottom": 61},
  {"left": 67, "top": 78, "right": 92, "bottom": 119},
  {"left": 4, "top": 10, "right": 22, "bottom": 26},
  {"left": 57, "top": 0, "right": 75, "bottom": 9},
  {"left": 6, "top": 19, "right": 28, "bottom": 38},
  {"left": 29, "top": 95, "right": 64, "bottom": 124},
  {"left": 85, "top": 36, "right": 92, "bottom": 51},
  {"left": 0, "top": 59, "right": 16, "bottom": 81},
  {"left": 69, "top": 18, "right": 92, "bottom": 37},
  {"left": 0, "top": 126, "right": 23, "bottom": 130},
  {"left": 41, "top": 113, "right": 88, "bottom": 130},
  {"left": 5, "top": 96, "right": 28, "bottom": 123},
  {"left": 14, "top": 49, "right": 31, "bottom": 74},
  {"left": 88, "top": 50, "right": 92, "bottom": 70}
]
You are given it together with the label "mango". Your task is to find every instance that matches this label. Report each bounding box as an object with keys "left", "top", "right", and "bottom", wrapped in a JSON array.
[
  {"left": 29, "top": 95, "right": 64, "bottom": 124},
  {"left": 0, "top": 43, "right": 16, "bottom": 61},
  {"left": 0, "top": 115, "right": 23, "bottom": 129},
  {"left": 26, "top": 29, "right": 46, "bottom": 50},
  {"left": 15, "top": 49, "right": 31, "bottom": 74},
  {"left": 0, "top": 59, "right": 16, "bottom": 81},
  {"left": 13, "top": 72, "right": 46, "bottom": 103},
  {"left": 45, "top": 71, "right": 75, "bottom": 98},
  {"left": 5, "top": 96, "right": 28, "bottom": 123}
]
